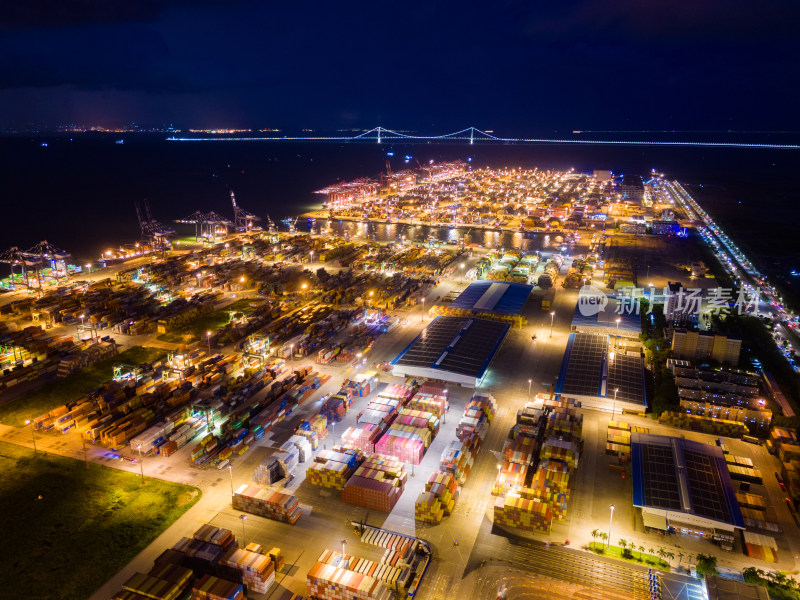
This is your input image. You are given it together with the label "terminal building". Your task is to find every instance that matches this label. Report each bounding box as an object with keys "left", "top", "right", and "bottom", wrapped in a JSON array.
[
  {"left": 554, "top": 332, "right": 647, "bottom": 414},
  {"left": 631, "top": 433, "right": 744, "bottom": 545}
]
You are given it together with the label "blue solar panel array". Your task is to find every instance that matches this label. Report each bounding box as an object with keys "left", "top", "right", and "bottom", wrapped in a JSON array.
[
  {"left": 449, "top": 281, "right": 533, "bottom": 315},
  {"left": 631, "top": 433, "right": 744, "bottom": 529}
]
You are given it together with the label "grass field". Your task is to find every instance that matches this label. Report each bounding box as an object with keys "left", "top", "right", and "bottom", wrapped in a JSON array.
[
  {"left": 0, "top": 441, "right": 200, "bottom": 600},
  {"left": 0, "top": 346, "right": 167, "bottom": 427}
]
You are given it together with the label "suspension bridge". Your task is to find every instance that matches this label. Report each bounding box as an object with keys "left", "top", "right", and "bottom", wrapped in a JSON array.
[{"left": 167, "top": 126, "right": 800, "bottom": 149}]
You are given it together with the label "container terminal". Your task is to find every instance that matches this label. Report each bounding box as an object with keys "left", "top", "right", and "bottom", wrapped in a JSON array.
[{"left": 0, "top": 166, "right": 798, "bottom": 600}]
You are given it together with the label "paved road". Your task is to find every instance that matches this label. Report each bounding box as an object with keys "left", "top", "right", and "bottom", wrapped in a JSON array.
[{"left": 467, "top": 516, "right": 651, "bottom": 599}]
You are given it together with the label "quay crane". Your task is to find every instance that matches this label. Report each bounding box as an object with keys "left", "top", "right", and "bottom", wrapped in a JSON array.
[
  {"left": 0, "top": 241, "right": 71, "bottom": 290},
  {"left": 230, "top": 190, "right": 261, "bottom": 232},
  {"left": 175, "top": 210, "right": 208, "bottom": 241},
  {"left": 282, "top": 217, "right": 298, "bottom": 233},
  {"left": 135, "top": 200, "right": 175, "bottom": 251},
  {"left": 176, "top": 210, "right": 232, "bottom": 242}
]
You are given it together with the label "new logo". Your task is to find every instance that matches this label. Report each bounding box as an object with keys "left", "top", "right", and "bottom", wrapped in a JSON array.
[{"left": 578, "top": 284, "right": 608, "bottom": 317}]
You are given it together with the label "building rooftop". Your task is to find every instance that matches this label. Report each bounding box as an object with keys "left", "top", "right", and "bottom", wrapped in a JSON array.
[
  {"left": 570, "top": 297, "right": 641, "bottom": 337},
  {"left": 448, "top": 281, "right": 533, "bottom": 316},
  {"left": 555, "top": 332, "right": 647, "bottom": 406},
  {"left": 391, "top": 316, "right": 509, "bottom": 386},
  {"left": 631, "top": 433, "right": 744, "bottom": 530}
]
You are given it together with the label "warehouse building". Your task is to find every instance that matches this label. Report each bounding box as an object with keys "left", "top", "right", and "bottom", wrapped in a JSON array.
[
  {"left": 554, "top": 332, "right": 647, "bottom": 414},
  {"left": 391, "top": 316, "right": 509, "bottom": 387},
  {"left": 446, "top": 280, "right": 533, "bottom": 320},
  {"left": 631, "top": 433, "right": 744, "bottom": 546},
  {"left": 570, "top": 297, "right": 641, "bottom": 339}
]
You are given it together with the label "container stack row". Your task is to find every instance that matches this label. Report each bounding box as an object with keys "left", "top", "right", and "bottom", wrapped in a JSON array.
[
  {"left": 306, "top": 448, "right": 361, "bottom": 489},
  {"left": 493, "top": 495, "right": 553, "bottom": 534},
  {"left": 306, "top": 551, "right": 394, "bottom": 600},
  {"left": 415, "top": 471, "right": 458, "bottom": 524},
  {"left": 232, "top": 484, "right": 303, "bottom": 524},
  {"left": 492, "top": 395, "right": 582, "bottom": 533},
  {"left": 341, "top": 454, "right": 407, "bottom": 512},
  {"left": 108, "top": 523, "right": 285, "bottom": 600},
  {"left": 414, "top": 393, "right": 493, "bottom": 524},
  {"left": 218, "top": 547, "right": 276, "bottom": 594},
  {"left": 658, "top": 411, "right": 749, "bottom": 437}
]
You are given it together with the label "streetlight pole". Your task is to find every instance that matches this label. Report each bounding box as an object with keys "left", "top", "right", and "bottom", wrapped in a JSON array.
[
  {"left": 613, "top": 388, "right": 619, "bottom": 415},
  {"left": 290, "top": 344, "right": 294, "bottom": 368},
  {"left": 25, "top": 420, "right": 37, "bottom": 455},
  {"left": 460, "top": 263, "right": 465, "bottom": 284},
  {"left": 421, "top": 297, "right": 425, "bottom": 322},
  {"left": 549, "top": 311, "right": 555, "bottom": 338},
  {"left": 608, "top": 504, "right": 616, "bottom": 548},
  {"left": 528, "top": 379, "right": 532, "bottom": 400},
  {"left": 608, "top": 504, "right": 615, "bottom": 549},
  {"left": 137, "top": 444, "right": 144, "bottom": 483},
  {"left": 228, "top": 464, "right": 234, "bottom": 496},
  {"left": 206, "top": 331, "right": 212, "bottom": 356},
  {"left": 615, "top": 317, "right": 621, "bottom": 337},
  {"left": 341, "top": 539, "right": 347, "bottom": 556},
  {"left": 239, "top": 514, "right": 247, "bottom": 547}
]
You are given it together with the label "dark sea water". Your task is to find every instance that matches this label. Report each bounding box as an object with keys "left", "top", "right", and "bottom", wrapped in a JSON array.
[{"left": 1, "top": 133, "right": 799, "bottom": 276}]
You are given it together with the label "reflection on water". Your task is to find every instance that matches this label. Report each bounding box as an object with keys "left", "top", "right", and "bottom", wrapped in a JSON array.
[{"left": 306, "top": 219, "right": 568, "bottom": 253}]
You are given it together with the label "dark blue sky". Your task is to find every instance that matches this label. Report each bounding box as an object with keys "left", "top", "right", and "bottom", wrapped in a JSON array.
[{"left": 1, "top": 0, "right": 798, "bottom": 132}]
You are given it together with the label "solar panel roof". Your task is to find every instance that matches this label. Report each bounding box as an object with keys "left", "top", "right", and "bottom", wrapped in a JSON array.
[
  {"left": 392, "top": 316, "right": 509, "bottom": 379},
  {"left": 449, "top": 281, "right": 533, "bottom": 315},
  {"left": 608, "top": 354, "right": 645, "bottom": 404},
  {"left": 557, "top": 333, "right": 606, "bottom": 397},
  {"left": 555, "top": 333, "right": 646, "bottom": 405},
  {"left": 631, "top": 433, "right": 743, "bottom": 528},
  {"left": 684, "top": 449, "right": 732, "bottom": 524},
  {"left": 639, "top": 443, "right": 682, "bottom": 511}
]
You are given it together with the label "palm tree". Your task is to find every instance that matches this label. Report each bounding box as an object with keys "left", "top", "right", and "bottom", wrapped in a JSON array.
[
  {"left": 600, "top": 532, "right": 608, "bottom": 545},
  {"left": 638, "top": 545, "right": 646, "bottom": 560},
  {"left": 591, "top": 528, "right": 599, "bottom": 547},
  {"left": 743, "top": 567, "right": 762, "bottom": 582},
  {"left": 695, "top": 553, "right": 718, "bottom": 576},
  {"left": 657, "top": 547, "right": 667, "bottom": 565},
  {"left": 618, "top": 539, "right": 627, "bottom": 550},
  {"left": 648, "top": 547, "right": 655, "bottom": 556},
  {"left": 666, "top": 551, "right": 675, "bottom": 567},
  {"left": 677, "top": 552, "right": 684, "bottom": 568}
]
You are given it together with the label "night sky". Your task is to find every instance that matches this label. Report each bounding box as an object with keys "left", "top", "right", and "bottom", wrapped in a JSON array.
[{"left": 1, "top": 0, "right": 798, "bottom": 133}]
